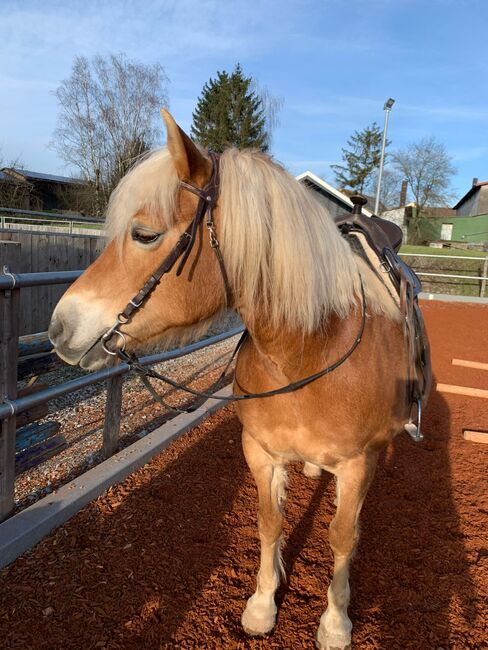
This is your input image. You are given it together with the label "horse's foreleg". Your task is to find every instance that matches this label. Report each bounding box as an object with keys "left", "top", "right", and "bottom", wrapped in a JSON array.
[
  {"left": 316, "top": 451, "right": 378, "bottom": 650},
  {"left": 241, "top": 430, "right": 286, "bottom": 636}
]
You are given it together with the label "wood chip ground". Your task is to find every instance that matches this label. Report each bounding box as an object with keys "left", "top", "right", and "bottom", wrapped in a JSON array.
[{"left": 1, "top": 302, "right": 487, "bottom": 649}]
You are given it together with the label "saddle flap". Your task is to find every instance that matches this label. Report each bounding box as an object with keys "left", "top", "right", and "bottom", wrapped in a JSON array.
[{"left": 382, "top": 247, "right": 422, "bottom": 297}]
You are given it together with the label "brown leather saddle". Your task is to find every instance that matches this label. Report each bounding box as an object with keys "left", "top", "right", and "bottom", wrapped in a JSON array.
[{"left": 334, "top": 195, "right": 431, "bottom": 441}]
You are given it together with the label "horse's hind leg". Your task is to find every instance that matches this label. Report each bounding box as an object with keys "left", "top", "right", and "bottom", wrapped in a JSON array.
[
  {"left": 303, "top": 461, "right": 322, "bottom": 478},
  {"left": 241, "top": 430, "right": 286, "bottom": 636},
  {"left": 316, "top": 451, "right": 378, "bottom": 650}
]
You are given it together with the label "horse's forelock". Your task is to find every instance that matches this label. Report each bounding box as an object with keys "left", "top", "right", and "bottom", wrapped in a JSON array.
[{"left": 105, "top": 149, "right": 180, "bottom": 242}]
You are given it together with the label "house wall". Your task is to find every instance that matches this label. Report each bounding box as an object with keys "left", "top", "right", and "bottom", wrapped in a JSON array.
[
  {"left": 478, "top": 187, "right": 488, "bottom": 215},
  {"left": 456, "top": 191, "right": 478, "bottom": 216},
  {"left": 301, "top": 180, "right": 353, "bottom": 219},
  {"left": 456, "top": 186, "right": 488, "bottom": 217},
  {"left": 431, "top": 214, "right": 488, "bottom": 244},
  {"left": 380, "top": 207, "right": 407, "bottom": 240}
]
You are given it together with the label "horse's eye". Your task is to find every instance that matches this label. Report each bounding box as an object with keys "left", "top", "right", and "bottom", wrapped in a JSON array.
[{"left": 132, "top": 229, "right": 161, "bottom": 245}]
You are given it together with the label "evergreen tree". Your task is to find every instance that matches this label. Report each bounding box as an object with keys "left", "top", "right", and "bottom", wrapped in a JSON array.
[
  {"left": 191, "top": 64, "right": 269, "bottom": 152},
  {"left": 331, "top": 123, "right": 387, "bottom": 193}
]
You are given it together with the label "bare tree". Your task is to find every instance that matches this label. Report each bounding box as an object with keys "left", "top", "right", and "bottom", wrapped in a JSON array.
[
  {"left": 52, "top": 53, "right": 169, "bottom": 215},
  {"left": 392, "top": 136, "right": 456, "bottom": 243},
  {"left": 0, "top": 150, "right": 34, "bottom": 209},
  {"left": 367, "top": 167, "right": 403, "bottom": 211},
  {"left": 254, "top": 83, "right": 284, "bottom": 149}
]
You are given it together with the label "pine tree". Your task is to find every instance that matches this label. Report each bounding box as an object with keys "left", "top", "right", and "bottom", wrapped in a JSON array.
[
  {"left": 331, "top": 123, "right": 387, "bottom": 193},
  {"left": 191, "top": 64, "right": 269, "bottom": 152}
]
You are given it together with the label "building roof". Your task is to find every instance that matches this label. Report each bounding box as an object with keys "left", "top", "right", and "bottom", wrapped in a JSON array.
[
  {"left": 0, "top": 167, "right": 83, "bottom": 185},
  {"left": 423, "top": 207, "right": 457, "bottom": 218},
  {"left": 453, "top": 180, "right": 488, "bottom": 210},
  {"left": 296, "top": 171, "right": 373, "bottom": 217}
]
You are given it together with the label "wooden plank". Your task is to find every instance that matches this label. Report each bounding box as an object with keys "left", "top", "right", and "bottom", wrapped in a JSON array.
[
  {"left": 15, "top": 383, "right": 49, "bottom": 427},
  {"left": 103, "top": 375, "right": 123, "bottom": 458},
  {"left": 18, "top": 332, "right": 52, "bottom": 357},
  {"left": 452, "top": 358, "right": 488, "bottom": 371},
  {"left": 15, "top": 403, "right": 49, "bottom": 428},
  {"left": 15, "top": 435, "right": 67, "bottom": 475},
  {"left": 17, "top": 351, "right": 61, "bottom": 381},
  {"left": 16, "top": 232, "right": 31, "bottom": 336},
  {"left": 463, "top": 430, "right": 488, "bottom": 444},
  {"left": 0, "top": 280, "right": 20, "bottom": 521},
  {"left": 15, "top": 421, "right": 60, "bottom": 452},
  {"left": 0, "top": 241, "right": 21, "bottom": 269},
  {"left": 436, "top": 383, "right": 488, "bottom": 399}
]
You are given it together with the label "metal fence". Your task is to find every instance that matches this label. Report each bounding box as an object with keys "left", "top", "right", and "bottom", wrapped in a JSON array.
[
  {"left": 0, "top": 267, "right": 243, "bottom": 522},
  {"left": 0, "top": 206, "right": 104, "bottom": 235},
  {"left": 399, "top": 252, "right": 488, "bottom": 297}
]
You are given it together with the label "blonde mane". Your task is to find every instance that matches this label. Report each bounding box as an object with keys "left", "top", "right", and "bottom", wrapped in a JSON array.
[
  {"left": 219, "top": 149, "right": 359, "bottom": 333},
  {"left": 105, "top": 146, "right": 397, "bottom": 334}
]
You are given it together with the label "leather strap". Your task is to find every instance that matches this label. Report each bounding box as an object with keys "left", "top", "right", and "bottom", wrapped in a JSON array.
[
  {"left": 101, "top": 152, "right": 232, "bottom": 355},
  {"left": 118, "top": 277, "right": 367, "bottom": 408}
]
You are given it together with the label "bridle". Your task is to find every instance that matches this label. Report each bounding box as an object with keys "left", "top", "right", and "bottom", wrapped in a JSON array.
[
  {"left": 100, "top": 152, "right": 230, "bottom": 358},
  {"left": 96, "top": 152, "right": 367, "bottom": 413}
]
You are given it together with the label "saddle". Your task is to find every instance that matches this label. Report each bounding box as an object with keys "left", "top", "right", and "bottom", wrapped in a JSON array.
[{"left": 334, "top": 195, "right": 431, "bottom": 441}]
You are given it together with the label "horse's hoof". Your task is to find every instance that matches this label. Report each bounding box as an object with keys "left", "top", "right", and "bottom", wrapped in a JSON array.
[
  {"left": 241, "top": 605, "right": 276, "bottom": 636},
  {"left": 316, "top": 643, "right": 351, "bottom": 650},
  {"left": 303, "top": 462, "right": 322, "bottom": 479},
  {"left": 316, "top": 624, "right": 351, "bottom": 650},
  {"left": 316, "top": 637, "right": 351, "bottom": 650}
]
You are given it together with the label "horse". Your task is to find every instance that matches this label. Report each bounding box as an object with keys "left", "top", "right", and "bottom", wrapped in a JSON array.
[{"left": 49, "top": 109, "right": 431, "bottom": 649}]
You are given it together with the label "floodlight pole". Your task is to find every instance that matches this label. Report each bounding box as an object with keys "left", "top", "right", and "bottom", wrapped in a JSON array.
[{"left": 374, "top": 98, "right": 395, "bottom": 215}]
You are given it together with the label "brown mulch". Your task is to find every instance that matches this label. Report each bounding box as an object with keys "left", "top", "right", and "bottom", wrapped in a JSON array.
[{"left": 1, "top": 301, "right": 487, "bottom": 649}]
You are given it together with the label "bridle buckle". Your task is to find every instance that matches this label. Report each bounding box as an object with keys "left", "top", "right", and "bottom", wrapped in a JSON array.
[{"left": 101, "top": 314, "right": 128, "bottom": 355}]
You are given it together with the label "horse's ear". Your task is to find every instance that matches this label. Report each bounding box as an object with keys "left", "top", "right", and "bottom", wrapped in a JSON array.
[{"left": 160, "top": 109, "right": 210, "bottom": 183}]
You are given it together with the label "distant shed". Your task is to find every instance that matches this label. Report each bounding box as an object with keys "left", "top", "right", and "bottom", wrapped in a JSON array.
[
  {"left": 0, "top": 168, "right": 84, "bottom": 211},
  {"left": 296, "top": 171, "right": 373, "bottom": 219},
  {"left": 453, "top": 180, "right": 488, "bottom": 217}
]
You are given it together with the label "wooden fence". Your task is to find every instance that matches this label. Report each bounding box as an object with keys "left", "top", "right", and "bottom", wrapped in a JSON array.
[
  {"left": 0, "top": 229, "right": 104, "bottom": 335},
  {"left": 1, "top": 222, "right": 104, "bottom": 236}
]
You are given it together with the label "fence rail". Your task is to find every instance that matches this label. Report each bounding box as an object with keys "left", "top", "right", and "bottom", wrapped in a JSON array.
[
  {"left": 0, "top": 267, "right": 243, "bottom": 523},
  {"left": 399, "top": 252, "right": 488, "bottom": 297},
  {"left": 0, "top": 206, "right": 103, "bottom": 224},
  {"left": 0, "top": 207, "right": 104, "bottom": 236}
]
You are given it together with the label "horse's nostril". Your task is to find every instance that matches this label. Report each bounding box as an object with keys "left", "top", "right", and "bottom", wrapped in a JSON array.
[{"left": 48, "top": 317, "right": 63, "bottom": 345}]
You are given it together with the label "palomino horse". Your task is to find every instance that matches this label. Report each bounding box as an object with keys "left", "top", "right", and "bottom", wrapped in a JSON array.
[{"left": 49, "top": 110, "right": 430, "bottom": 649}]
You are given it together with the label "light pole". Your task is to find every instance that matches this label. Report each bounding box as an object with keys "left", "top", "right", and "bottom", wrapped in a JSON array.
[{"left": 374, "top": 97, "right": 395, "bottom": 215}]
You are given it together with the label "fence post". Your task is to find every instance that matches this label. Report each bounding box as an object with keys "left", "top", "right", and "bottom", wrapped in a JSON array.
[
  {"left": 102, "top": 374, "right": 123, "bottom": 458},
  {"left": 480, "top": 257, "right": 488, "bottom": 298},
  {"left": 0, "top": 266, "right": 20, "bottom": 521}
]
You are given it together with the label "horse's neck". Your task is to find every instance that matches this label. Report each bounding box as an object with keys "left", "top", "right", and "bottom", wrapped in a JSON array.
[{"left": 239, "top": 308, "right": 362, "bottom": 380}]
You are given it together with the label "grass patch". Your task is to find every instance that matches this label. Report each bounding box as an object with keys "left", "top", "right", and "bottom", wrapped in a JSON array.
[
  {"left": 400, "top": 245, "right": 486, "bottom": 258},
  {"left": 399, "top": 246, "right": 487, "bottom": 297}
]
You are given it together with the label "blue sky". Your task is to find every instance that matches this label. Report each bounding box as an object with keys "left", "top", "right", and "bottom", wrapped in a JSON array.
[{"left": 1, "top": 0, "right": 487, "bottom": 203}]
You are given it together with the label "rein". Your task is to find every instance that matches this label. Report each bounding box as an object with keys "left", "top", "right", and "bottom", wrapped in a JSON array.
[{"left": 99, "top": 153, "right": 367, "bottom": 412}]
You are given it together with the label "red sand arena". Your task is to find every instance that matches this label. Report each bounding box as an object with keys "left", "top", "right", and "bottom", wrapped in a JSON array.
[{"left": 1, "top": 301, "right": 487, "bottom": 649}]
